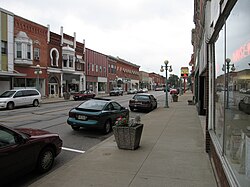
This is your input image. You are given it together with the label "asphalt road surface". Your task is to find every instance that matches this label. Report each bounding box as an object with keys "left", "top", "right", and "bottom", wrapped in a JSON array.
[{"left": 0, "top": 91, "right": 166, "bottom": 186}]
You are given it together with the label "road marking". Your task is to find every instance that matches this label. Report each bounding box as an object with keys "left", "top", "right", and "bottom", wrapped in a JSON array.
[{"left": 62, "top": 147, "right": 85, "bottom": 154}]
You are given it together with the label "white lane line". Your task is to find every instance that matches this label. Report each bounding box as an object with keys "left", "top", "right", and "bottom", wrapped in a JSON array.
[{"left": 62, "top": 147, "right": 85, "bottom": 154}]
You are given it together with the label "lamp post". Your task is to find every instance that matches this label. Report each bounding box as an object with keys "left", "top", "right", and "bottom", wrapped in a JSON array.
[
  {"left": 222, "top": 58, "right": 235, "bottom": 108},
  {"left": 34, "top": 64, "right": 42, "bottom": 91},
  {"left": 160, "top": 60, "right": 173, "bottom": 108}
]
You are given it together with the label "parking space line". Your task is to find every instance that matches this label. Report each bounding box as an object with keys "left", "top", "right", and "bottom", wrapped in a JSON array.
[{"left": 62, "top": 147, "right": 85, "bottom": 154}]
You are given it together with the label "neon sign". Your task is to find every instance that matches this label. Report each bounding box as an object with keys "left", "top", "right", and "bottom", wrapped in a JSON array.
[{"left": 232, "top": 41, "right": 250, "bottom": 62}]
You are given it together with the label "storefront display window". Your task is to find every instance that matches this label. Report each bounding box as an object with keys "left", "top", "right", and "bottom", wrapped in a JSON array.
[
  {"left": 225, "top": 1, "right": 250, "bottom": 186},
  {"left": 214, "top": 29, "right": 225, "bottom": 147}
]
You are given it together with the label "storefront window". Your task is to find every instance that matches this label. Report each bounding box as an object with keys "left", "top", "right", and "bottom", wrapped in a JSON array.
[
  {"left": 214, "top": 28, "right": 225, "bottom": 147},
  {"left": 225, "top": 0, "right": 250, "bottom": 186}
]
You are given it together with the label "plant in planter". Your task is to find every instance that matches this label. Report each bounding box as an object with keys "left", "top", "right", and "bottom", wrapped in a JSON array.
[
  {"left": 113, "top": 115, "right": 143, "bottom": 150},
  {"left": 172, "top": 94, "right": 178, "bottom": 102}
]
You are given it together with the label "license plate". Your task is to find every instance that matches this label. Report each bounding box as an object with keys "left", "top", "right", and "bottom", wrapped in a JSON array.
[{"left": 77, "top": 115, "right": 87, "bottom": 120}]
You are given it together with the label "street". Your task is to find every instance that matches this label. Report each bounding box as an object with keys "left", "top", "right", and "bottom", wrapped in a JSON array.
[{"left": 0, "top": 91, "right": 166, "bottom": 186}]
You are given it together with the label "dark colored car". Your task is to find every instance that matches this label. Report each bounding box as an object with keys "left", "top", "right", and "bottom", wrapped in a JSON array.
[
  {"left": 109, "top": 87, "right": 123, "bottom": 96},
  {"left": 129, "top": 93, "right": 157, "bottom": 112},
  {"left": 72, "top": 90, "right": 96, "bottom": 101},
  {"left": 239, "top": 96, "right": 250, "bottom": 114},
  {"left": 67, "top": 98, "right": 129, "bottom": 134},
  {"left": 0, "top": 124, "right": 62, "bottom": 185}
]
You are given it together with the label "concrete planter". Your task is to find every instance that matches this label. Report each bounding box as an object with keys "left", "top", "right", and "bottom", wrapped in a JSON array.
[
  {"left": 113, "top": 124, "right": 143, "bottom": 150},
  {"left": 172, "top": 95, "right": 178, "bottom": 102},
  {"left": 63, "top": 92, "right": 70, "bottom": 100}
]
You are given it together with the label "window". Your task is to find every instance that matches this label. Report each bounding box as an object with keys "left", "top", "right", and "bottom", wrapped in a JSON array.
[
  {"left": 104, "top": 67, "right": 106, "bottom": 73},
  {"left": 88, "top": 63, "right": 90, "bottom": 71},
  {"left": 27, "top": 44, "right": 31, "bottom": 59},
  {"left": 34, "top": 48, "right": 40, "bottom": 60},
  {"left": 76, "top": 63, "right": 82, "bottom": 70},
  {"left": 69, "top": 55, "right": 74, "bottom": 67},
  {"left": 92, "top": 64, "right": 94, "bottom": 71},
  {"left": 112, "top": 102, "right": 121, "bottom": 110},
  {"left": 63, "top": 54, "right": 68, "bottom": 67},
  {"left": 15, "top": 31, "right": 33, "bottom": 61},
  {"left": 0, "top": 129, "right": 16, "bottom": 148},
  {"left": 1, "top": 41, "right": 7, "bottom": 54},
  {"left": 100, "top": 66, "right": 102, "bottom": 72},
  {"left": 16, "top": 43, "right": 22, "bottom": 58},
  {"left": 96, "top": 64, "right": 98, "bottom": 72}
]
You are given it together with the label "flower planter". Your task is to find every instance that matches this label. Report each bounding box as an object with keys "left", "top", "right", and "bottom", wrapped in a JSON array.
[
  {"left": 113, "top": 124, "right": 143, "bottom": 150},
  {"left": 172, "top": 95, "right": 178, "bottom": 102}
]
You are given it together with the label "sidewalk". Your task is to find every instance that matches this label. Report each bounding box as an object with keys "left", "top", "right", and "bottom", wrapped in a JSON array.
[{"left": 31, "top": 93, "right": 217, "bottom": 187}]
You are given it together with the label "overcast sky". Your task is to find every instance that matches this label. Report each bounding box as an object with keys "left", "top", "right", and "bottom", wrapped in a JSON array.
[{"left": 1, "top": 0, "right": 194, "bottom": 76}]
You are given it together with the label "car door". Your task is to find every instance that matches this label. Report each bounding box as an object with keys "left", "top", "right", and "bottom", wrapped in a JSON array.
[
  {"left": 12, "top": 91, "right": 25, "bottom": 107},
  {"left": 0, "top": 127, "right": 36, "bottom": 183}
]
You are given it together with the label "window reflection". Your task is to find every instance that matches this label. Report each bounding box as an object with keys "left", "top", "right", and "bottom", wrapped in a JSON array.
[{"left": 224, "top": 0, "right": 250, "bottom": 186}]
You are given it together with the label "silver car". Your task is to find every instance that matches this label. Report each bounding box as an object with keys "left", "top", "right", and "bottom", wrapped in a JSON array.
[{"left": 0, "top": 89, "right": 42, "bottom": 110}]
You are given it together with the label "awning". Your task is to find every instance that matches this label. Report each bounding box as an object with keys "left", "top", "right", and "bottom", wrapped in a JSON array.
[{"left": 0, "top": 71, "right": 26, "bottom": 77}]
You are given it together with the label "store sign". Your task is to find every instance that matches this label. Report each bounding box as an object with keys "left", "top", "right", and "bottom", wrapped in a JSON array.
[
  {"left": 181, "top": 67, "right": 189, "bottom": 78},
  {"left": 232, "top": 41, "right": 250, "bottom": 62}
]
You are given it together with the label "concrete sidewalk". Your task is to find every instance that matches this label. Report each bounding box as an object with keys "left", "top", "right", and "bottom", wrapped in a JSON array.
[{"left": 31, "top": 93, "right": 217, "bottom": 187}]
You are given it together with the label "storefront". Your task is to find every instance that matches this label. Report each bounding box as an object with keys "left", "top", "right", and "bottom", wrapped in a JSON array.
[{"left": 208, "top": 1, "right": 250, "bottom": 186}]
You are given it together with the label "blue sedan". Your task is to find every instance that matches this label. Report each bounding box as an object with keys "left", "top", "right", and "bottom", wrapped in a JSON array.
[{"left": 67, "top": 98, "right": 129, "bottom": 134}]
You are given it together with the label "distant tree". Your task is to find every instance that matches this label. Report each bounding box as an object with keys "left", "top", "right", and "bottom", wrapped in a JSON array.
[{"left": 168, "top": 74, "right": 179, "bottom": 88}]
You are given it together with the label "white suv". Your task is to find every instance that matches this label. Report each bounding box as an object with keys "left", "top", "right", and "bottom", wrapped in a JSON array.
[{"left": 0, "top": 89, "right": 42, "bottom": 110}]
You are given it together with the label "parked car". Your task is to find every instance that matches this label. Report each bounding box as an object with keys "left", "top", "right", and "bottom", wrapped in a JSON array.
[
  {"left": 127, "top": 88, "right": 137, "bottom": 94},
  {"left": 67, "top": 98, "right": 129, "bottom": 134},
  {"left": 238, "top": 96, "right": 250, "bottom": 114},
  {"left": 129, "top": 93, "right": 157, "bottom": 112},
  {"left": 0, "top": 124, "right": 62, "bottom": 185},
  {"left": 137, "top": 88, "right": 148, "bottom": 93},
  {"left": 109, "top": 87, "right": 123, "bottom": 96},
  {"left": 0, "top": 89, "right": 42, "bottom": 110},
  {"left": 155, "top": 87, "right": 164, "bottom": 91},
  {"left": 72, "top": 90, "right": 96, "bottom": 101}
]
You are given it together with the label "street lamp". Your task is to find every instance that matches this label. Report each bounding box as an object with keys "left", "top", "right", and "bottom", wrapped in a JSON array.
[
  {"left": 34, "top": 64, "right": 42, "bottom": 91},
  {"left": 222, "top": 58, "right": 235, "bottom": 108},
  {"left": 160, "top": 60, "right": 173, "bottom": 108}
]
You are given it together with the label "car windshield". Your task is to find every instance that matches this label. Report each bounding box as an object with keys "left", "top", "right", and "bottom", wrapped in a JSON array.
[
  {"left": 0, "top": 91, "right": 16, "bottom": 98},
  {"left": 78, "top": 100, "right": 107, "bottom": 110},
  {"left": 133, "top": 95, "right": 150, "bottom": 101}
]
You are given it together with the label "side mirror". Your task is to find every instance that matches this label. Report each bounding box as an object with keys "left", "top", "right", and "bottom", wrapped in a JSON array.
[
  {"left": 16, "top": 134, "right": 27, "bottom": 144},
  {"left": 120, "top": 106, "right": 125, "bottom": 110}
]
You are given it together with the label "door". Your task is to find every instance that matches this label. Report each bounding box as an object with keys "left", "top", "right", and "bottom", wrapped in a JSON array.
[{"left": 49, "top": 84, "right": 58, "bottom": 98}]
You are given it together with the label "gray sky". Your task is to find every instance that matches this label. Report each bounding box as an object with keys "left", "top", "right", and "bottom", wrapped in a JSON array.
[{"left": 1, "top": 0, "right": 194, "bottom": 76}]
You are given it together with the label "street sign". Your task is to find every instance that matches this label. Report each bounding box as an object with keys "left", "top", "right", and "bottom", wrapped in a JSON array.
[{"left": 181, "top": 67, "right": 189, "bottom": 78}]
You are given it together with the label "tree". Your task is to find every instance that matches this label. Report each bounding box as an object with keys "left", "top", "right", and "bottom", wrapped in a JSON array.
[{"left": 168, "top": 74, "right": 179, "bottom": 88}]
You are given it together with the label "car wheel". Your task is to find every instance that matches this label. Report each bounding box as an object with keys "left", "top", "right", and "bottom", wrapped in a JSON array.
[
  {"left": 103, "top": 120, "right": 111, "bottom": 134},
  {"left": 129, "top": 107, "right": 134, "bottom": 111},
  {"left": 37, "top": 147, "right": 55, "bottom": 173},
  {"left": 71, "top": 126, "right": 80, "bottom": 131},
  {"left": 238, "top": 104, "right": 242, "bottom": 111},
  {"left": 154, "top": 103, "right": 158, "bottom": 109},
  {"left": 7, "top": 102, "right": 14, "bottom": 110},
  {"left": 33, "top": 99, "right": 39, "bottom": 107}
]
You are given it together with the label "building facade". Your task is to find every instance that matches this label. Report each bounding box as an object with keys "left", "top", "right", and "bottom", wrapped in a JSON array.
[
  {"left": 0, "top": 8, "right": 25, "bottom": 94},
  {"left": 149, "top": 72, "right": 165, "bottom": 90},
  {"left": 85, "top": 48, "right": 107, "bottom": 95},
  {"left": 13, "top": 15, "right": 48, "bottom": 96},
  {"left": 192, "top": 0, "right": 250, "bottom": 186}
]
